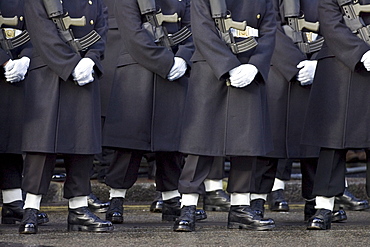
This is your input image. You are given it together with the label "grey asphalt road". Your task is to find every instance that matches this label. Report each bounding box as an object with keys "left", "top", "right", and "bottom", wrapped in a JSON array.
[{"left": 1, "top": 204, "right": 370, "bottom": 247}]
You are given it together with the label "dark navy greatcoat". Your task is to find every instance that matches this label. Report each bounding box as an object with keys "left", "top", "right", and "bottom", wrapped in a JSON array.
[
  {"left": 179, "top": 0, "right": 276, "bottom": 156},
  {"left": 103, "top": 0, "right": 193, "bottom": 152},
  {"left": 0, "top": 0, "right": 30, "bottom": 154},
  {"left": 22, "top": 0, "right": 108, "bottom": 154},
  {"left": 302, "top": 0, "right": 370, "bottom": 149},
  {"left": 265, "top": 0, "right": 320, "bottom": 158}
]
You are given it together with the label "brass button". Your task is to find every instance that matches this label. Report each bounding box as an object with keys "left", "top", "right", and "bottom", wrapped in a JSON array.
[
  {"left": 20, "top": 16, "right": 24, "bottom": 21},
  {"left": 89, "top": 0, "right": 93, "bottom": 5},
  {"left": 256, "top": 14, "right": 261, "bottom": 19},
  {"left": 90, "top": 20, "right": 94, "bottom": 25}
]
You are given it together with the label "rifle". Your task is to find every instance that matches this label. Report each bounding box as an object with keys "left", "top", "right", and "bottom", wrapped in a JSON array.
[
  {"left": 337, "top": 0, "right": 370, "bottom": 44},
  {"left": 138, "top": 0, "right": 179, "bottom": 51},
  {"left": 210, "top": 0, "right": 258, "bottom": 55},
  {"left": 43, "top": 0, "right": 100, "bottom": 52},
  {"left": 0, "top": 13, "right": 19, "bottom": 58},
  {"left": 282, "top": 0, "right": 323, "bottom": 54}
]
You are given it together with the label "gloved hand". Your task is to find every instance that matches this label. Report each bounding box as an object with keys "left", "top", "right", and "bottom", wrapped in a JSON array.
[
  {"left": 72, "top": 57, "right": 95, "bottom": 86},
  {"left": 361, "top": 50, "right": 370, "bottom": 71},
  {"left": 229, "top": 64, "right": 258, "bottom": 88},
  {"left": 296, "top": 60, "right": 317, "bottom": 86},
  {"left": 4, "top": 57, "right": 30, "bottom": 83},
  {"left": 167, "top": 57, "right": 187, "bottom": 81}
]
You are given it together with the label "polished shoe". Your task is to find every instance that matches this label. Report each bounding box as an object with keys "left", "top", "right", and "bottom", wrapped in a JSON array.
[
  {"left": 307, "top": 209, "right": 332, "bottom": 230},
  {"left": 203, "top": 190, "right": 230, "bottom": 212},
  {"left": 228, "top": 205, "right": 275, "bottom": 231},
  {"left": 2, "top": 200, "right": 49, "bottom": 225},
  {"left": 304, "top": 200, "right": 347, "bottom": 222},
  {"left": 87, "top": 193, "right": 110, "bottom": 213},
  {"left": 19, "top": 208, "right": 38, "bottom": 234},
  {"left": 332, "top": 209, "right": 347, "bottom": 222},
  {"left": 150, "top": 192, "right": 163, "bottom": 213},
  {"left": 105, "top": 197, "right": 124, "bottom": 224},
  {"left": 51, "top": 172, "right": 66, "bottom": 182},
  {"left": 268, "top": 189, "right": 289, "bottom": 212},
  {"left": 68, "top": 206, "right": 113, "bottom": 232},
  {"left": 335, "top": 188, "right": 370, "bottom": 211},
  {"left": 195, "top": 208, "right": 207, "bottom": 221},
  {"left": 150, "top": 199, "right": 163, "bottom": 213},
  {"left": 250, "top": 199, "right": 265, "bottom": 218},
  {"left": 173, "top": 205, "right": 196, "bottom": 232}
]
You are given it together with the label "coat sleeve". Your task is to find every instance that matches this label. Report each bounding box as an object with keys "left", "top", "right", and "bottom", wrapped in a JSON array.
[
  {"left": 191, "top": 0, "right": 241, "bottom": 80},
  {"left": 24, "top": 0, "right": 81, "bottom": 81},
  {"left": 247, "top": 0, "right": 277, "bottom": 82},
  {"left": 173, "top": 0, "right": 194, "bottom": 67},
  {"left": 114, "top": 0, "right": 174, "bottom": 79},
  {"left": 84, "top": 0, "right": 108, "bottom": 78},
  {"left": 270, "top": 0, "right": 306, "bottom": 82},
  {"left": 318, "top": 0, "right": 370, "bottom": 71}
]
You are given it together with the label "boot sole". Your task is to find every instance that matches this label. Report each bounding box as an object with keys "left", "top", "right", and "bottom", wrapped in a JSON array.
[
  {"left": 307, "top": 222, "right": 331, "bottom": 230},
  {"left": 335, "top": 204, "right": 369, "bottom": 211},
  {"left": 227, "top": 222, "right": 275, "bottom": 231},
  {"left": 19, "top": 226, "right": 38, "bottom": 234},
  {"left": 68, "top": 224, "right": 114, "bottom": 232},
  {"left": 106, "top": 216, "right": 123, "bottom": 224},
  {"left": 173, "top": 225, "right": 195, "bottom": 232}
]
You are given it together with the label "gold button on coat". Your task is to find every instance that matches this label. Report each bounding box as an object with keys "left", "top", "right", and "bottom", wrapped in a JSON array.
[{"left": 90, "top": 20, "right": 94, "bottom": 25}]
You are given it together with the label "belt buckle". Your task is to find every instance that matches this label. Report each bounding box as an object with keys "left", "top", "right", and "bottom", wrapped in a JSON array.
[{"left": 3, "top": 28, "right": 16, "bottom": 39}]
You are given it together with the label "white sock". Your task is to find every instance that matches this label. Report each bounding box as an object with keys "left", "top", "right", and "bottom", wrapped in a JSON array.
[
  {"left": 271, "top": 178, "right": 285, "bottom": 191},
  {"left": 69, "top": 196, "right": 88, "bottom": 209},
  {"left": 24, "top": 193, "right": 42, "bottom": 210},
  {"left": 230, "top": 193, "right": 250, "bottom": 206},
  {"left": 2, "top": 188, "right": 23, "bottom": 204},
  {"left": 204, "top": 179, "right": 223, "bottom": 192},
  {"left": 250, "top": 193, "right": 267, "bottom": 201},
  {"left": 315, "top": 196, "right": 335, "bottom": 211},
  {"left": 109, "top": 188, "right": 127, "bottom": 199},
  {"left": 180, "top": 194, "right": 199, "bottom": 207},
  {"left": 162, "top": 190, "right": 181, "bottom": 201}
]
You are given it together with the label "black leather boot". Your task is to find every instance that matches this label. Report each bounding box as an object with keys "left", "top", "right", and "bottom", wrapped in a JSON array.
[
  {"left": 19, "top": 208, "right": 38, "bottom": 234},
  {"left": 228, "top": 205, "right": 275, "bottom": 231},
  {"left": 335, "top": 188, "right": 369, "bottom": 211},
  {"left": 250, "top": 199, "right": 265, "bottom": 218},
  {"left": 68, "top": 207, "right": 113, "bottom": 232},
  {"left": 304, "top": 200, "right": 347, "bottom": 222},
  {"left": 150, "top": 192, "right": 163, "bottom": 213},
  {"left": 307, "top": 209, "right": 332, "bottom": 230},
  {"left": 173, "top": 205, "right": 196, "bottom": 232},
  {"left": 2, "top": 200, "right": 49, "bottom": 225},
  {"left": 195, "top": 209, "right": 207, "bottom": 221},
  {"left": 268, "top": 189, "right": 289, "bottom": 211},
  {"left": 105, "top": 197, "right": 124, "bottom": 224},
  {"left": 203, "top": 190, "right": 230, "bottom": 212},
  {"left": 87, "top": 193, "right": 110, "bottom": 213}
]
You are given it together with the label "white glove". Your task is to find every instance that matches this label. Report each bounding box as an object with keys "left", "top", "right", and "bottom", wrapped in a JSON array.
[
  {"left": 72, "top": 58, "right": 95, "bottom": 86},
  {"left": 361, "top": 50, "right": 370, "bottom": 71},
  {"left": 296, "top": 60, "right": 317, "bottom": 86},
  {"left": 229, "top": 64, "right": 258, "bottom": 88},
  {"left": 4, "top": 57, "right": 30, "bottom": 83},
  {"left": 167, "top": 57, "right": 187, "bottom": 81}
]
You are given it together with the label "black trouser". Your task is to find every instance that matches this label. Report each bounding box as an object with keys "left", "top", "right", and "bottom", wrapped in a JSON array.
[
  {"left": 207, "top": 157, "right": 225, "bottom": 180},
  {"left": 178, "top": 155, "right": 256, "bottom": 195},
  {"left": 312, "top": 148, "right": 347, "bottom": 197},
  {"left": 105, "top": 149, "right": 182, "bottom": 192},
  {"left": 22, "top": 152, "right": 93, "bottom": 199},
  {"left": 275, "top": 159, "right": 293, "bottom": 181},
  {"left": 0, "top": 153, "right": 23, "bottom": 189},
  {"left": 252, "top": 157, "right": 318, "bottom": 200}
]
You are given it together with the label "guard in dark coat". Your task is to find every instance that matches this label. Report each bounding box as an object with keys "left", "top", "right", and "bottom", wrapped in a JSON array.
[
  {"left": 250, "top": 0, "right": 322, "bottom": 219},
  {"left": 173, "top": 0, "right": 276, "bottom": 232},
  {"left": 19, "top": 0, "right": 112, "bottom": 234},
  {"left": 0, "top": 0, "right": 48, "bottom": 226},
  {"left": 103, "top": 0, "right": 194, "bottom": 223},
  {"left": 302, "top": 0, "right": 370, "bottom": 230}
]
